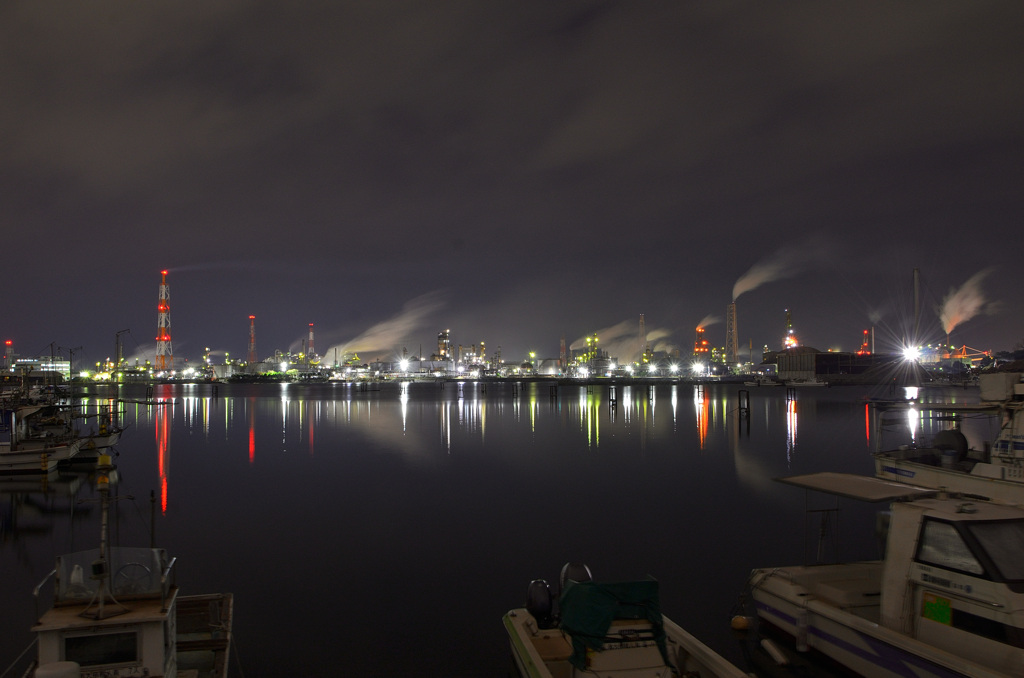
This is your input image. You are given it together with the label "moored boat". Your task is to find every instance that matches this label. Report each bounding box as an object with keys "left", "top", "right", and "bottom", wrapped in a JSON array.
[
  {"left": 505, "top": 563, "right": 749, "bottom": 678},
  {"left": 746, "top": 472, "right": 1024, "bottom": 678},
  {"left": 18, "top": 455, "right": 233, "bottom": 678},
  {"left": 0, "top": 438, "right": 81, "bottom": 474},
  {"left": 1, "top": 404, "right": 83, "bottom": 473},
  {"left": 873, "top": 372, "right": 1024, "bottom": 506}
]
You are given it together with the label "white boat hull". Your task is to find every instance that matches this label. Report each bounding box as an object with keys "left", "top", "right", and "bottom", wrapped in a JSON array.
[
  {"left": 0, "top": 439, "right": 80, "bottom": 473},
  {"left": 751, "top": 566, "right": 1012, "bottom": 678}
]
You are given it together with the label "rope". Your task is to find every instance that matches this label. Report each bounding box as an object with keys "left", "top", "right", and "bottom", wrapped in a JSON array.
[
  {"left": 230, "top": 631, "right": 247, "bottom": 678},
  {"left": 0, "top": 637, "right": 36, "bottom": 678}
]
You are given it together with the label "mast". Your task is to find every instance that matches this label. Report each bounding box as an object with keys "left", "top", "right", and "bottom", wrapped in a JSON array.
[{"left": 80, "top": 454, "right": 129, "bottom": 620}]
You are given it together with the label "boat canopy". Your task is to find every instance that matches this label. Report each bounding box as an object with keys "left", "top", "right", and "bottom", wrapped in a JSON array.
[
  {"left": 558, "top": 578, "right": 668, "bottom": 670},
  {"left": 776, "top": 472, "right": 935, "bottom": 502}
]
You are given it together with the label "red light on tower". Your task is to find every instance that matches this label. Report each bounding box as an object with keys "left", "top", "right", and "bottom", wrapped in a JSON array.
[
  {"left": 693, "top": 327, "right": 710, "bottom": 355},
  {"left": 155, "top": 270, "right": 173, "bottom": 371},
  {"left": 856, "top": 329, "right": 871, "bottom": 355}
]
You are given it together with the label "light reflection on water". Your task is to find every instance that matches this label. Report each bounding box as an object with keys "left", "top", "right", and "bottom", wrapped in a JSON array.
[{"left": 4, "top": 381, "right": 966, "bottom": 677}]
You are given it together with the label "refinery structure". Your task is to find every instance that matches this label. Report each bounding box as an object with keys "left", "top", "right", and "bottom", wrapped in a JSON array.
[{"left": 1, "top": 270, "right": 999, "bottom": 386}]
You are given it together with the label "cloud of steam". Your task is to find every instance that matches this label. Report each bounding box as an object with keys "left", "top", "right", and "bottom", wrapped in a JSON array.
[
  {"left": 569, "top": 320, "right": 636, "bottom": 351},
  {"left": 570, "top": 319, "right": 674, "bottom": 363},
  {"left": 939, "top": 269, "right": 995, "bottom": 335},
  {"left": 733, "top": 256, "right": 800, "bottom": 302},
  {"left": 165, "top": 261, "right": 276, "bottom": 274},
  {"left": 697, "top": 314, "right": 721, "bottom": 329},
  {"left": 324, "top": 292, "right": 446, "bottom": 360},
  {"left": 732, "top": 239, "right": 832, "bottom": 302},
  {"left": 123, "top": 343, "right": 156, "bottom": 366}
]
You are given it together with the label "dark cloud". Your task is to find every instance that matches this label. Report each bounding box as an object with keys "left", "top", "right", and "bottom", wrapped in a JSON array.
[{"left": 1, "top": 1, "right": 1022, "bottom": 365}]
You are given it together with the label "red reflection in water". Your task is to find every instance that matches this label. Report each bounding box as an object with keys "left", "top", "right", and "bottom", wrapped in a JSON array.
[
  {"left": 248, "top": 398, "right": 255, "bottom": 463},
  {"left": 865, "top": 402, "right": 871, "bottom": 447},
  {"left": 308, "top": 404, "right": 314, "bottom": 456},
  {"left": 155, "top": 401, "right": 170, "bottom": 513},
  {"left": 694, "top": 391, "right": 709, "bottom": 449}
]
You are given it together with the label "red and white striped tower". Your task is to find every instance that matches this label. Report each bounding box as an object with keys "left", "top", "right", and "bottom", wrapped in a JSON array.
[
  {"left": 247, "top": 316, "right": 257, "bottom": 364},
  {"left": 155, "top": 270, "right": 173, "bottom": 371},
  {"left": 308, "top": 323, "right": 315, "bottom": 360}
]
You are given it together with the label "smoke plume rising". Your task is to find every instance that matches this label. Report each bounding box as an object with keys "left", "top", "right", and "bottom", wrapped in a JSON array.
[
  {"left": 939, "top": 269, "right": 996, "bottom": 335},
  {"left": 733, "top": 255, "right": 800, "bottom": 302},
  {"left": 570, "top": 319, "right": 675, "bottom": 363},
  {"left": 732, "top": 239, "right": 831, "bottom": 302},
  {"left": 325, "top": 292, "right": 446, "bottom": 359},
  {"left": 697, "top": 314, "right": 721, "bottom": 329}
]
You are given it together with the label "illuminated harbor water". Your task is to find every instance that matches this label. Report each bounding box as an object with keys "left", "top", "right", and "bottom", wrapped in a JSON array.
[{"left": 0, "top": 381, "right": 983, "bottom": 676}]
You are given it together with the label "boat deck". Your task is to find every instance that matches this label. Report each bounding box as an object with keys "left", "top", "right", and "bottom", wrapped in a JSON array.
[
  {"left": 504, "top": 608, "right": 749, "bottom": 678},
  {"left": 756, "top": 562, "right": 883, "bottom": 623}
]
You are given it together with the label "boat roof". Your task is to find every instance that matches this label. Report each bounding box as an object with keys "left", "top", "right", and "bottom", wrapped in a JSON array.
[
  {"left": 32, "top": 588, "right": 177, "bottom": 632},
  {"left": 907, "top": 496, "right": 1024, "bottom": 522},
  {"left": 776, "top": 472, "right": 935, "bottom": 502}
]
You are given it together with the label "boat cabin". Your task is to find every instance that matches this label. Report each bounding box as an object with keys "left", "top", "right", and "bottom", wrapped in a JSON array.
[
  {"left": 33, "top": 546, "right": 178, "bottom": 677},
  {"left": 32, "top": 545, "right": 230, "bottom": 678},
  {"left": 753, "top": 473, "right": 1024, "bottom": 677}
]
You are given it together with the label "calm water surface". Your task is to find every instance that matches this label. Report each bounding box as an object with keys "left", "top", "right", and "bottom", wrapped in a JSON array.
[{"left": 0, "top": 380, "right": 980, "bottom": 676}]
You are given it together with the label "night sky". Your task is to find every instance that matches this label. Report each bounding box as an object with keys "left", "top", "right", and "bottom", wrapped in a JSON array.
[{"left": 2, "top": 2, "right": 1022, "bottom": 370}]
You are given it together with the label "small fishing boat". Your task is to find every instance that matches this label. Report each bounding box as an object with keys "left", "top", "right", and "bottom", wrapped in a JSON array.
[
  {"left": 0, "top": 438, "right": 81, "bottom": 474},
  {"left": 21, "top": 455, "right": 233, "bottom": 678},
  {"left": 1, "top": 404, "right": 82, "bottom": 473},
  {"left": 745, "top": 472, "right": 1024, "bottom": 678},
  {"left": 504, "top": 563, "right": 749, "bottom": 678}
]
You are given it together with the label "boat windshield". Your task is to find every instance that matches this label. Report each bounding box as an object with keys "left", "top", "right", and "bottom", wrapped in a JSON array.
[
  {"left": 918, "top": 520, "right": 984, "bottom": 575},
  {"left": 968, "top": 519, "right": 1024, "bottom": 581}
]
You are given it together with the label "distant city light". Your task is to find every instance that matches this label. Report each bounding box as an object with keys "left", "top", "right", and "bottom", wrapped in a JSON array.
[{"left": 902, "top": 345, "right": 921, "bottom": 362}]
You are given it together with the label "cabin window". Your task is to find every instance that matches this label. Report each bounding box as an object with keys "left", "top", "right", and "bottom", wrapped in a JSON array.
[
  {"left": 916, "top": 520, "right": 984, "bottom": 575},
  {"left": 968, "top": 519, "right": 1024, "bottom": 581},
  {"left": 64, "top": 631, "right": 138, "bottom": 666}
]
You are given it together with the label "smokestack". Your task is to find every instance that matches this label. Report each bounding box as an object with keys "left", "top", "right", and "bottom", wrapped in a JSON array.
[
  {"left": 248, "top": 316, "right": 257, "bottom": 364},
  {"left": 639, "top": 314, "right": 647, "bottom": 362},
  {"left": 725, "top": 303, "right": 738, "bottom": 364},
  {"left": 913, "top": 267, "right": 920, "bottom": 346}
]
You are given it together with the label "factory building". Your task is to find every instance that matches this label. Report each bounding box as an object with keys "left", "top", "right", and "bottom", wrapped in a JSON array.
[{"left": 768, "top": 347, "right": 902, "bottom": 383}]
